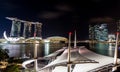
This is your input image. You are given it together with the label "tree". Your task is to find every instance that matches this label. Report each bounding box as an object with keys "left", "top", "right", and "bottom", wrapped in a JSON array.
[
  {"left": 4, "top": 64, "right": 20, "bottom": 72},
  {"left": 0, "top": 48, "right": 9, "bottom": 61}
]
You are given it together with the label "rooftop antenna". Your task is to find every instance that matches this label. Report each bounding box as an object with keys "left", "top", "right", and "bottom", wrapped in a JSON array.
[{"left": 74, "top": 30, "right": 77, "bottom": 48}]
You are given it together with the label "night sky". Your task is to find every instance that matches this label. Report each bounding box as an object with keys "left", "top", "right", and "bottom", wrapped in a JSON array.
[{"left": 0, "top": 0, "right": 120, "bottom": 40}]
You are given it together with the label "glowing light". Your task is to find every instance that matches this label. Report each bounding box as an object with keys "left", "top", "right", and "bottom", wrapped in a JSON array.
[
  {"left": 116, "top": 32, "right": 119, "bottom": 35},
  {"left": 44, "top": 39, "right": 50, "bottom": 42},
  {"left": 44, "top": 39, "right": 50, "bottom": 56},
  {"left": 69, "top": 32, "right": 72, "bottom": 35},
  {"left": 3, "top": 31, "right": 20, "bottom": 42}
]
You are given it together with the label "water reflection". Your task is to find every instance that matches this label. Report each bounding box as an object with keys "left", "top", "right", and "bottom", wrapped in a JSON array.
[
  {"left": 0, "top": 42, "right": 66, "bottom": 58},
  {"left": 0, "top": 43, "right": 43, "bottom": 58},
  {"left": 1, "top": 44, "right": 21, "bottom": 57},
  {"left": 89, "top": 42, "right": 120, "bottom": 58},
  {"left": 0, "top": 42, "right": 120, "bottom": 59}
]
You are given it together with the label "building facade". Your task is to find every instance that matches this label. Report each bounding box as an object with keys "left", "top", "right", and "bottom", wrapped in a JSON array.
[
  {"left": 6, "top": 17, "right": 42, "bottom": 39},
  {"left": 89, "top": 17, "right": 120, "bottom": 50},
  {"left": 89, "top": 18, "right": 118, "bottom": 42}
]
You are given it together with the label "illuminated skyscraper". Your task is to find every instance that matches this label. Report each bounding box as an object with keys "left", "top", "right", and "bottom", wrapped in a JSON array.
[
  {"left": 10, "top": 20, "right": 21, "bottom": 37},
  {"left": 35, "top": 23, "right": 42, "bottom": 37},
  {"left": 33, "top": 23, "right": 42, "bottom": 37},
  {"left": 6, "top": 17, "right": 42, "bottom": 39},
  {"left": 23, "top": 22, "right": 32, "bottom": 38},
  {"left": 89, "top": 23, "right": 109, "bottom": 41},
  {"left": 89, "top": 18, "right": 118, "bottom": 41},
  {"left": 88, "top": 18, "right": 120, "bottom": 50}
]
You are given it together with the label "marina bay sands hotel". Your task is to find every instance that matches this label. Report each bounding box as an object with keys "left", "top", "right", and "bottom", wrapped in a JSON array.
[{"left": 6, "top": 17, "right": 42, "bottom": 38}]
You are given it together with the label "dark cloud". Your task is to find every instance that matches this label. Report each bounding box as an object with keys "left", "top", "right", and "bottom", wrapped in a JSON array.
[
  {"left": 89, "top": 17, "right": 114, "bottom": 23},
  {"left": 0, "top": 0, "right": 119, "bottom": 39},
  {"left": 39, "top": 11, "right": 62, "bottom": 19},
  {"left": 55, "top": 4, "right": 73, "bottom": 12},
  {"left": 0, "top": 1, "right": 19, "bottom": 10},
  {"left": 38, "top": 3, "right": 73, "bottom": 19}
]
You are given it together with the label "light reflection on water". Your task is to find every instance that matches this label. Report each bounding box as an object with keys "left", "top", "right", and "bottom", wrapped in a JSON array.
[
  {"left": 0, "top": 43, "right": 65, "bottom": 58},
  {"left": 0, "top": 43, "right": 44, "bottom": 58},
  {"left": 89, "top": 42, "right": 120, "bottom": 58},
  {"left": 0, "top": 42, "right": 120, "bottom": 58}
]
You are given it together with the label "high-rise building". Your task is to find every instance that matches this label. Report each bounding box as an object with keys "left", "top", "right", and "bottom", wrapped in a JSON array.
[
  {"left": 6, "top": 17, "right": 42, "bottom": 39},
  {"left": 23, "top": 22, "right": 32, "bottom": 38},
  {"left": 89, "top": 17, "right": 120, "bottom": 50},
  {"left": 89, "top": 18, "right": 118, "bottom": 41},
  {"left": 10, "top": 20, "right": 21, "bottom": 37},
  {"left": 89, "top": 23, "right": 109, "bottom": 41},
  {"left": 34, "top": 23, "right": 42, "bottom": 37}
]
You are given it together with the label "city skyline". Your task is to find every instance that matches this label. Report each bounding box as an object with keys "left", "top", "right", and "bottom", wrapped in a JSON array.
[{"left": 0, "top": 0, "right": 120, "bottom": 40}]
